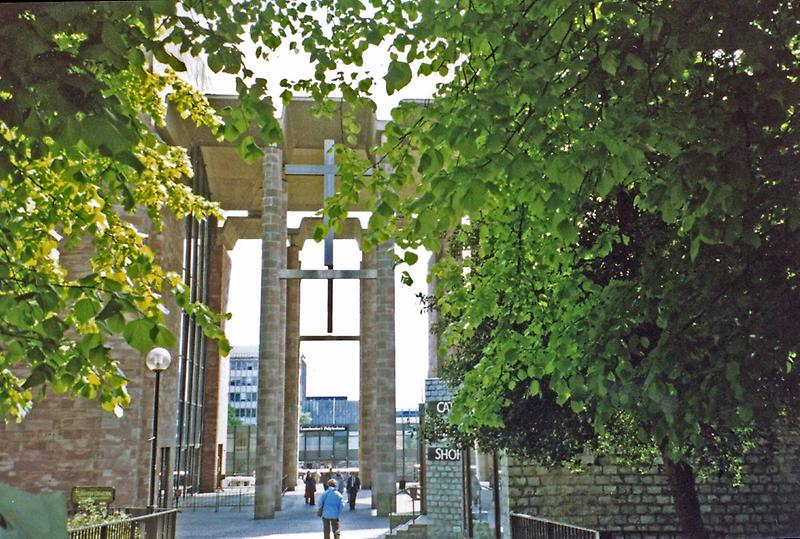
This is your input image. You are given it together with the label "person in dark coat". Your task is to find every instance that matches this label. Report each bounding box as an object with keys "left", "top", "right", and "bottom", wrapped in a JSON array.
[
  {"left": 345, "top": 472, "right": 360, "bottom": 510},
  {"left": 304, "top": 471, "right": 317, "bottom": 505}
]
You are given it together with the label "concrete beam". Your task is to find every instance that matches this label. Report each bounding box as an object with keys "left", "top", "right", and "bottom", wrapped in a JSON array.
[
  {"left": 300, "top": 335, "right": 360, "bottom": 341},
  {"left": 278, "top": 269, "right": 376, "bottom": 280}
]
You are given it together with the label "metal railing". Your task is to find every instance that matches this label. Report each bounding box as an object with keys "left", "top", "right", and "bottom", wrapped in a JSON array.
[
  {"left": 511, "top": 513, "right": 600, "bottom": 539},
  {"left": 68, "top": 509, "right": 177, "bottom": 539},
  {"left": 600, "top": 533, "right": 680, "bottom": 539},
  {"left": 599, "top": 532, "right": 722, "bottom": 539},
  {"left": 174, "top": 486, "right": 254, "bottom": 512}
]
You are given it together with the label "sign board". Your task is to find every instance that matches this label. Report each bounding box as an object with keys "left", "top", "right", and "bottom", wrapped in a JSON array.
[
  {"left": 71, "top": 486, "right": 115, "bottom": 506},
  {"left": 300, "top": 425, "right": 347, "bottom": 432},
  {"left": 427, "top": 447, "right": 461, "bottom": 461},
  {"left": 427, "top": 400, "right": 452, "bottom": 415}
]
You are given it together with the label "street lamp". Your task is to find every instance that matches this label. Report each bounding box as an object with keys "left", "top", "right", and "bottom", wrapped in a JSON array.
[{"left": 145, "top": 347, "right": 172, "bottom": 512}]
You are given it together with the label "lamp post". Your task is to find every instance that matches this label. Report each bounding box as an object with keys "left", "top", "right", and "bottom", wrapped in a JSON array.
[{"left": 145, "top": 347, "right": 172, "bottom": 512}]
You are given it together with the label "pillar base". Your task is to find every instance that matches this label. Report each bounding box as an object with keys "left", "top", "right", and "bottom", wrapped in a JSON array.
[{"left": 374, "top": 493, "right": 396, "bottom": 517}]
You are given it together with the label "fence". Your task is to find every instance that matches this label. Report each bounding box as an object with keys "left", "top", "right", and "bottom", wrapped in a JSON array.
[
  {"left": 599, "top": 533, "right": 721, "bottom": 539},
  {"left": 600, "top": 534, "right": 682, "bottom": 539},
  {"left": 511, "top": 513, "right": 600, "bottom": 539},
  {"left": 68, "top": 509, "right": 177, "bottom": 539},
  {"left": 226, "top": 426, "right": 257, "bottom": 476},
  {"left": 174, "top": 487, "right": 254, "bottom": 512}
]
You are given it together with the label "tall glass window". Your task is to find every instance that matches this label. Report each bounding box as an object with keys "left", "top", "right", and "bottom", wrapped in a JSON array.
[{"left": 174, "top": 147, "right": 211, "bottom": 499}]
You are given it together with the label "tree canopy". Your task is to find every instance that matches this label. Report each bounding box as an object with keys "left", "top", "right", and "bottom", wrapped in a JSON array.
[
  {"left": 346, "top": 0, "right": 799, "bottom": 534},
  {"left": 2, "top": 0, "right": 798, "bottom": 533},
  {"left": 0, "top": 3, "right": 231, "bottom": 420},
  {"left": 300, "top": 0, "right": 800, "bottom": 533},
  {"left": 0, "top": 0, "right": 414, "bottom": 420}
]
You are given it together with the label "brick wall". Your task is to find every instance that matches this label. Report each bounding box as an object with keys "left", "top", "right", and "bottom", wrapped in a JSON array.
[
  {"left": 199, "top": 220, "right": 226, "bottom": 492},
  {"left": 0, "top": 212, "right": 185, "bottom": 508},
  {"left": 423, "top": 378, "right": 465, "bottom": 539},
  {"left": 508, "top": 435, "right": 800, "bottom": 537}
]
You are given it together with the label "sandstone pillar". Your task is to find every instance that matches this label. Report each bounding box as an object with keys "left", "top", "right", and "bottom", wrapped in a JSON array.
[
  {"left": 254, "top": 147, "right": 286, "bottom": 519},
  {"left": 373, "top": 242, "right": 397, "bottom": 516},
  {"left": 283, "top": 243, "right": 301, "bottom": 491},
  {"left": 358, "top": 248, "right": 376, "bottom": 491},
  {"left": 427, "top": 251, "right": 440, "bottom": 378},
  {"left": 273, "top": 178, "right": 288, "bottom": 510}
]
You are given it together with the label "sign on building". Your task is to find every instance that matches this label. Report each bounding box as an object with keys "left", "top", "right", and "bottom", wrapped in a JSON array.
[
  {"left": 71, "top": 486, "right": 115, "bottom": 507},
  {"left": 428, "top": 447, "right": 462, "bottom": 461}
]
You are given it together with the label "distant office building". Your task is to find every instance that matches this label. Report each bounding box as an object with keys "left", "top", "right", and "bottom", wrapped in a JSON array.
[
  {"left": 298, "top": 396, "right": 419, "bottom": 480},
  {"left": 228, "top": 346, "right": 259, "bottom": 425},
  {"left": 299, "top": 396, "right": 359, "bottom": 469},
  {"left": 226, "top": 349, "right": 419, "bottom": 478}
]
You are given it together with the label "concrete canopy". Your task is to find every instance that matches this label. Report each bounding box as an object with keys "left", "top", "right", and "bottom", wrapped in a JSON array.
[{"left": 160, "top": 96, "right": 382, "bottom": 218}]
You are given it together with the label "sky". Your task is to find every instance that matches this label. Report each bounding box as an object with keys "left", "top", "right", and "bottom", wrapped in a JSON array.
[
  {"left": 199, "top": 42, "right": 445, "bottom": 409},
  {"left": 224, "top": 235, "right": 432, "bottom": 409}
]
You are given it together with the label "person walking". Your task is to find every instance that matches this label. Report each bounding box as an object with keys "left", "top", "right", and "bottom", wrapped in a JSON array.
[
  {"left": 335, "top": 472, "right": 345, "bottom": 494},
  {"left": 317, "top": 479, "right": 344, "bottom": 539},
  {"left": 345, "top": 472, "right": 360, "bottom": 510},
  {"left": 304, "top": 471, "right": 317, "bottom": 505}
]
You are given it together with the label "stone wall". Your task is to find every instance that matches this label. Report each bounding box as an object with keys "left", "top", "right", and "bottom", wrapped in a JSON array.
[
  {"left": 508, "top": 435, "right": 800, "bottom": 537},
  {"left": 423, "top": 378, "right": 464, "bottom": 539},
  {"left": 0, "top": 212, "right": 185, "bottom": 508}
]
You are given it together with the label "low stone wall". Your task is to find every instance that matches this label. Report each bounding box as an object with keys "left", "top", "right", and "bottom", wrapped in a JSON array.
[{"left": 508, "top": 436, "right": 800, "bottom": 537}]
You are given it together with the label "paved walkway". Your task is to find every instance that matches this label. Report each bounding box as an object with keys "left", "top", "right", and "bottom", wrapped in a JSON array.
[{"left": 176, "top": 487, "right": 391, "bottom": 539}]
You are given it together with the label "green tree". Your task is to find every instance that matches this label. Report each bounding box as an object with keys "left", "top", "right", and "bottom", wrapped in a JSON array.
[
  {"left": 228, "top": 405, "right": 243, "bottom": 427},
  {"left": 0, "top": 0, "right": 401, "bottom": 420},
  {"left": 0, "top": 2, "right": 235, "bottom": 420},
  {"left": 3, "top": 2, "right": 798, "bottom": 535},
  {"left": 303, "top": 0, "right": 800, "bottom": 535}
]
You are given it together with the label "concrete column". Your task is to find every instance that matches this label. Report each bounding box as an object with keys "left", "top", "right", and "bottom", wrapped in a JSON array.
[
  {"left": 358, "top": 248, "right": 376, "bottom": 491},
  {"left": 273, "top": 178, "right": 288, "bottom": 510},
  {"left": 373, "top": 242, "right": 397, "bottom": 516},
  {"left": 283, "top": 244, "right": 301, "bottom": 491},
  {"left": 255, "top": 147, "right": 285, "bottom": 519}
]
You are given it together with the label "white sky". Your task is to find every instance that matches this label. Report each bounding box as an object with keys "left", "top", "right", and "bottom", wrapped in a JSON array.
[
  {"left": 202, "top": 40, "right": 444, "bottom": 409},
  {"left": 224, "top": 237, "right": 432, "bottom": 409}
]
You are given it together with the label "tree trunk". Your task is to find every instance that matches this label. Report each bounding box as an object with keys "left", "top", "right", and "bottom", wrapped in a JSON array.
[{"left": 661, "top": 453, "right": 709, "bottom": 539}]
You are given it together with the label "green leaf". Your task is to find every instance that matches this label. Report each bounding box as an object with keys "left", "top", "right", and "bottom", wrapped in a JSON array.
[
  {"left": 600, "top": 53, "right": 618, "bottom": 75},
  {"left": 463, "top": 183, "right": 486, "bottom": 212},
  {"left": 556, "top": 219, "right": 578, "bottom": 244},
  {"left": 96, "top": 299, "right": 122, "bottom": 321},
  {"left": 107, "top": 313, "right": 126, "bottom": 334},
  {"left": 237, "top": 136, "right": 263, "bottom": 164},
  {"left": 123, "top": 318, "right": 156, "bottom": 354},
  {"left": 207, "top": 53, "right": 224, "bottom": 73},
  {"left": 384, "top": 61, "right": 412, "bottom": 95},
  {"left": 154, "top": 325, "right": 177, "bottom": 348},
  {"left": 74, "top": 298, "right": 98, "bottom": 324}
]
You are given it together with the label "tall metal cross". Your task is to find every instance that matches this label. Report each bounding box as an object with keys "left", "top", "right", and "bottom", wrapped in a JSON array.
[{"left": 283, "top": 140, "right": 354, "bottom": 333}]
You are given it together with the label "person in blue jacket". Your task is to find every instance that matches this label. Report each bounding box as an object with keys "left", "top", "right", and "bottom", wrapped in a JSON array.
[{"left": 316, "top": 478, "right": 344, "bottom": 539}]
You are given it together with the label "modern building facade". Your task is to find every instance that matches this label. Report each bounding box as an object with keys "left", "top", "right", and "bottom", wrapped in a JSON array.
[{"left": 228, "top": 346, "right": 259, "bottom": 426}]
